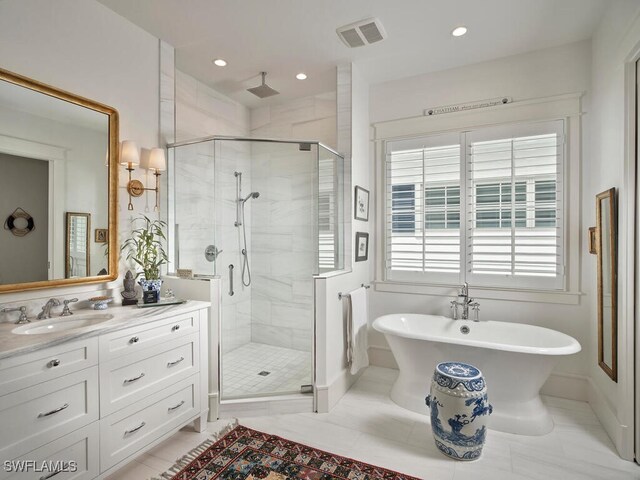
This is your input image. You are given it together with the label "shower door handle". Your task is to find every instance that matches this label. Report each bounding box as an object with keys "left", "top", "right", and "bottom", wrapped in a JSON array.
[{"left": 229, "top": 264, "right": 234, "bottom": 296}]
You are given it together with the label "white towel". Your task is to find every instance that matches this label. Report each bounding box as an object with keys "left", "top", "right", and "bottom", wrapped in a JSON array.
[{"left": 347, "top": 287, "right": 369, "bottom": 375}]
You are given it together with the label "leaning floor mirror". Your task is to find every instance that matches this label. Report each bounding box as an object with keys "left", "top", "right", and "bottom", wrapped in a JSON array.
[{"left": 596, "top": 187, "right": 617, "bottom": 382}]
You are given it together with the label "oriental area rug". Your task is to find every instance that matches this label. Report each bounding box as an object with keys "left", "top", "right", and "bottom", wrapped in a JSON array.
[{"left": 157, "top": 424, "right": 420, "bottom": 480}]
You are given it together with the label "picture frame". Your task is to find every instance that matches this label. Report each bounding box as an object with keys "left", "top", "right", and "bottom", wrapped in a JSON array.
[
  {"left": 94, "top": 228, "right": 108, "bottom": 244},
  {"left": 354, "top": 186, "right": 369, "bottom": 221},
  {"left": 588, "top": 226, "right": 597, "bottom": 255},
  {"left": 355, "top": 232, "right": 369, "bottom": 262}
]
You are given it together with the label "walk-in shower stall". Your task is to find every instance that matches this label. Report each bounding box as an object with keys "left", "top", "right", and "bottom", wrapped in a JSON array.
[{"left": 167, "top": 137, "right": 345, "bottom": 411}]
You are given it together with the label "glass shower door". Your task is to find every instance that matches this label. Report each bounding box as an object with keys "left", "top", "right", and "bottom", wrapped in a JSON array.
[{"left": 217, "top": 139, "right": 317, "bottom": 400}]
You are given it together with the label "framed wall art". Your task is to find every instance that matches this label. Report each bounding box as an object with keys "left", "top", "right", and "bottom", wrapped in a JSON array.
[
  {"left": 95, "top": 228, "right": 108, "bottom": 243},
  {"left": 354, "top": 186, "right": 369, "bottom": 221},
  {"left": 355, "top": 232, "right": 369, "bottom": 262}
]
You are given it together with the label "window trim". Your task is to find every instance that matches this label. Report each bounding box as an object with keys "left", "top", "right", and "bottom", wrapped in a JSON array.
[{"left": 373, "top": 93, "right": 583, "bottom": 300}]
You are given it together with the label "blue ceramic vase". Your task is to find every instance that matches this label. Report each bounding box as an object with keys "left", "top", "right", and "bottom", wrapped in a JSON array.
[{"left": 139, "top": 278, "right": 162, "bottom": 304}]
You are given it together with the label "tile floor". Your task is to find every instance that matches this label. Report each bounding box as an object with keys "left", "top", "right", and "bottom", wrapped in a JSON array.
[
  {"left": 221, "top": 342, "right": 312, "bottom": 398},
  {"left": 109, "top": 366, "right": 640, "bottom": 480}
]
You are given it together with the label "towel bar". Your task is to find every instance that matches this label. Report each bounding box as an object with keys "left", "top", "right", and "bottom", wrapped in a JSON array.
[{"left": 338, "top": 284, "right": 370, "bottom": 300}]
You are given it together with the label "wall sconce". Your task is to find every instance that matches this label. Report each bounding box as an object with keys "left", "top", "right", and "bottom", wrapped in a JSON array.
[
  {"left": 120, "top": 142, "right": 167, "bottom": 211},
  {"left": 142, "top": 148, "right": 167, "bottom": 211},
  {"left": 120, "top": 140, "right": 140, "bottom": 211}
]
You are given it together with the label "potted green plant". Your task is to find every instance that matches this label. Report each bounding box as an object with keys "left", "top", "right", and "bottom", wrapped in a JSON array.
[{"left": 121, "top": 215, "right": 168, "bottom": 303}]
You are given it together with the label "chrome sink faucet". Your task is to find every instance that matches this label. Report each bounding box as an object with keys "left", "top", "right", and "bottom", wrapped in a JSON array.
[
  {"left": 37, "top": 298, "right": 61, "bottom": 320},
  {"left": 450, "top": 282, "right": 480, "bottom": 321},
  {"left": 60, "top": 298, "right": 78, "bottom": 316},
  {"left": 1, "top": 305, "right": 29, "bottom": 324}
]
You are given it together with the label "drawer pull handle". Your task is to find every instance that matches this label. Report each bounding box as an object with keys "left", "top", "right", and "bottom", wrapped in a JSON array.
[
  {"left": 39, "top": 463, "right": 70, "bottom": 480},
  {"left": 172, "top": 324, "right": 180, "bottom": 332},
  {"left": 168, "top": 400, "right": 185, "bottom": 412},
  {"left": 47, "top": 359, "right": 61, "bottom": 368},
  {"left": 167, "top": 356, "right": 185, "bottom": 367},
  {"left": 124, "top": 421, "right": 146, "bottom": 435},
  {"left": 123, "top": 372, "right": 145, "bottom": 384},
  {"left": 129, "top": 336, "right": 140, "bottom": 344},
  {"left": 38, "top": 403, "right": 69, "bottom": 418}
]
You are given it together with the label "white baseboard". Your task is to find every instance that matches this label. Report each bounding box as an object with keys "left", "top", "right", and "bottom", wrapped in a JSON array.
[
  {"left": 218, "top": 395, "right": 314, "bottom": 418},
  {"left": 316, "top": 367, "right": 362, "bottom": 413},
  {"left": 208, "top": 393, "right": 219, "bottom": 421},
  {"left": 541, "top": 372, "right": 589, "bottom": 401},
  {"left": 587, "top": 377, "right": 632, "bottom": 461},
  {"left": 368, "top": 345, "right": 398, "bottom": 369}
]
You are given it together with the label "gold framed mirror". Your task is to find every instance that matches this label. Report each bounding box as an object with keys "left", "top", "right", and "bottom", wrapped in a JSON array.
[
  {"left": 0, "top": 68, "right": 118, "bottom": 292},
  {"left": 596, "top": 187, "right": 617, "bottom": 382}
]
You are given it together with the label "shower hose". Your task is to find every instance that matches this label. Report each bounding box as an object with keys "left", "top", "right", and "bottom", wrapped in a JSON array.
[{"left": 240, "top": 200, "right": 252, "bottom": 287}]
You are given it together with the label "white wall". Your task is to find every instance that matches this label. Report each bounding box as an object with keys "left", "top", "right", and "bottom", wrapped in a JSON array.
[
  {"left": 368, "top": 40, "right": 592, "bottom": 380},
  {"left": 588, "top": 0, "right": 640, "bottom": 459},
  {"left": 0, "top": 0, "right": 160, "bottom": 307},
  {"left": 316, "top": 64, "right": 372, "bottom": 411}
]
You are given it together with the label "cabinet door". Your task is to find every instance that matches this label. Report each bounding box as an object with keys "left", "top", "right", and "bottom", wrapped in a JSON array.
[
  {"left": 0, "top": 367, "right": 99, "bottom": 462},
  {"left": 0, "top": 422, "right": 99, "bottom": 480}
]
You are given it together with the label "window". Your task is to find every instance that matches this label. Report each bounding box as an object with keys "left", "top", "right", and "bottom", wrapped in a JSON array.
[
  {"left": 385, "top": 120, "right": 564, "bottom": 290},
  {"left": 391, "top": 184, "right": 415, "bottom": 233},
  {"left": 425, "top": 185, "right": 460, "bottom": 229}
]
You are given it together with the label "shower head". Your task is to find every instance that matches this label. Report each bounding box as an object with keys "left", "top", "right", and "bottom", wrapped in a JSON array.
[
  {"left": 242, "top": 192, "right": 260, "bottom": 203},
  {"left": 247, "top": 72, "right": 279, "bottom": 99}
]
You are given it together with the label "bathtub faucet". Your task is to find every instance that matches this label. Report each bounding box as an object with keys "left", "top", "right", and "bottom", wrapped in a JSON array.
[{"left": 450, "top": 283, "right": 480, "bottom": 321}]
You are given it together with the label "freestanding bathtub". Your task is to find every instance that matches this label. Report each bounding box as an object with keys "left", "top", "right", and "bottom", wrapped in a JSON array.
[{"left": 372, "top": 314, "right": 581, "bottom": 435}]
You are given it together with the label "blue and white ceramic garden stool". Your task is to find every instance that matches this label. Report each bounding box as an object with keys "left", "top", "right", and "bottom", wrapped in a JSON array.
[{"left": 425, "top": 362, "right": 493, "bottom": 461}]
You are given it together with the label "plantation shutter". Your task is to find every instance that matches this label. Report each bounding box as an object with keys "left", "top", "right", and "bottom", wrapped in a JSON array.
[
  {"left": 385, "top": 133, "right": 462, "bottom": 283},
  {"left": 318, "top": 156, "right": 337, "bottom": 272},
  {"left": 465, "top": 120, "right": 565, "bottom": 289}
]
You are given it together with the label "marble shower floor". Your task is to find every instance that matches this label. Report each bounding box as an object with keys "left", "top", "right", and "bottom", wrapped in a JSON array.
[
  {"left": 108, "top": 366, "right": 639, "bottom": 480},
  {"left": 222, "top": 342, "right": 312, "bottom": 398}
]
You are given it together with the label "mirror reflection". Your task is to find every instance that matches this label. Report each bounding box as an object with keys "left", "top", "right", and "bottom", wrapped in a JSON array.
[
  {"left": 0, "top": 71, "right": 112, "bottom": 288},
  {"left": 596, "top": 187, "right": 617, "bottom": 382},
  {"left": 65, "top": 212, "right": 91, "bottom": 278}
]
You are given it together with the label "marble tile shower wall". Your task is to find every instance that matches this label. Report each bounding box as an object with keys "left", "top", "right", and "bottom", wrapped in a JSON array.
[
  {"left": 250, "top": 92, "right": 337, "bottom": 147},
  {"left": 248, "top": 92, "right": 337, "bottom": 352},
  {"left": 250, "top": 144, "right": 316, "bottom": 352},
  {"left": 174, "top": 69, "right": 252, "bottom": 354}
]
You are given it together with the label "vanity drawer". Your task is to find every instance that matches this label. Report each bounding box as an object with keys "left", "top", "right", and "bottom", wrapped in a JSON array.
[
  {"left": 0, "top": 338, "right": 98, "bottom": 396},
  {"left": 99, "top": 334, "right": 199, "bottom": 416},
  {"left": 100, "top": 375, "right": 199, "bottom": 472},
  {"left": 0, "top": 367, "right": 99, "bottom": 462},
  {"left": 99, "top": 312, "right": 198, "bottom": 361},
  {"left": 0, "top": 422, "right": 99, "bottom": 480}
]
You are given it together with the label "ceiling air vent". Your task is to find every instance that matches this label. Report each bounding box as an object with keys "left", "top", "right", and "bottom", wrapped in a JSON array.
[{"left": 337, "top": 17, "right": 387, "bottom": 48}]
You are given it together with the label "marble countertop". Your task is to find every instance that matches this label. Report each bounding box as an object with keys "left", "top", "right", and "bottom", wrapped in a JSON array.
[{"left": 0, "top": 300, "right": 210, "bottom": 360}]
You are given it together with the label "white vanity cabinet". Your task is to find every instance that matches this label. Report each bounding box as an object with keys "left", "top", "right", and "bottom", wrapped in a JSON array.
[{"left": 0, "top": 304, "right": 209, "bottom": 480}]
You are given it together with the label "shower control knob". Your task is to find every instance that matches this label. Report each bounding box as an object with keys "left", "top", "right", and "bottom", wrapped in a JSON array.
[{"left": 205, "top": 245, "right": 222, "bottom": 262}]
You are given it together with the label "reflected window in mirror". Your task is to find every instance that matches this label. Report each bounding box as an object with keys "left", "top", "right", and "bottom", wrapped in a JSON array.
[{"left": 0, "top": 67, "right": 118, "bottom": 293}]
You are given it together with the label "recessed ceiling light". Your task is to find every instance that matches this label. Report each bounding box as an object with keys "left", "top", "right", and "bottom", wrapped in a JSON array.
[
  {"left": 451, "top": 26, "right": 468, "bottom": 37},
  {"left": 213, "top": 58, "right": 227, "bottom": 67},
  {"left": 296, "top": 73, "right": 307, "bottom": 80}
]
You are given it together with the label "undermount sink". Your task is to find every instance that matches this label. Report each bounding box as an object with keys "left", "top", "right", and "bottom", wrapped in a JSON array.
[{"left": 12, "top": 313, "right": 114, "bottom": 335}]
